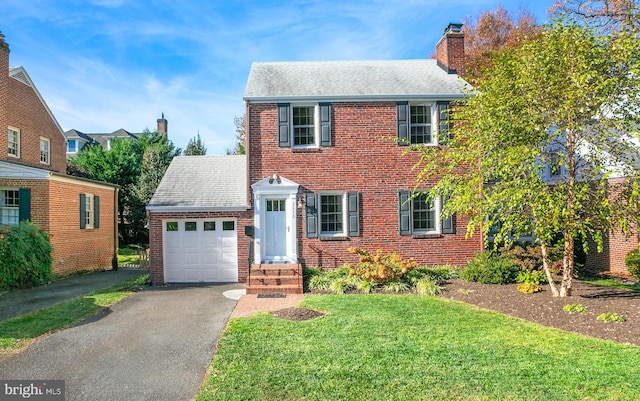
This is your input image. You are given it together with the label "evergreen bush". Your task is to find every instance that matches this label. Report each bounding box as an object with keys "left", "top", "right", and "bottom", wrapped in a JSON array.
[{"left": 0, "top": 222, "right": 53, "bottom": 289}]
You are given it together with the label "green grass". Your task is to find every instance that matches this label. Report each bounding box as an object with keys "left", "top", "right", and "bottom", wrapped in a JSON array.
[
  {"left": 579, "top": 277, "right": 640, "bottom": 292},
  {"left": 117, "top": 247, "right": 141, "bottom": 265},
  {"left": 197, "top": 295, "right": 640, "bottom": 401},
  {"left": 0, "top": 274, "right": 148, "bottom": 357}
]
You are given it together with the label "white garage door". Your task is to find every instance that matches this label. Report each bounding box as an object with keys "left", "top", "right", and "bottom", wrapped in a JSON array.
[{"left": 163, "top": 219, "right": 238, "bottom": 283}]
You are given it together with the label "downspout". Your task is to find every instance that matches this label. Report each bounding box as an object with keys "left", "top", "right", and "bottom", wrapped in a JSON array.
[{"left": 111, "top": 186, "right": 119, "bottom": 271}]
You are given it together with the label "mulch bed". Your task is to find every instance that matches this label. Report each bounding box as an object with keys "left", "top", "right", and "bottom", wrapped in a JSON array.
[
  {"left": 442, "top": 278, "right": 640, "bottom": 346},
  {"left": 272, "top": 307, "right": 325, "bottom": 321}
]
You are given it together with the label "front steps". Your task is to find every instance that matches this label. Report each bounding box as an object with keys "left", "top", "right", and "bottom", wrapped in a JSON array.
[{"left": 246, "top": 263, "right": 303, "bottom": 295}]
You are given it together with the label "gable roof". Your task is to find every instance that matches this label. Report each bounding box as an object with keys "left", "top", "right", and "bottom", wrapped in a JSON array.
[
  {"left": 243, "top": 59, "right": 470, "bottom": 102},
  {"left": 8, "top": 67, "right": 66, "bottom": 140},
  {"left": 147, "top": 155, "right": 249, "bottom": 212}
]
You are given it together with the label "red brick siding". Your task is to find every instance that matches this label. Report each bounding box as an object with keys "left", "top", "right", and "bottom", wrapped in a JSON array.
[
  {"left": 0, "top": 43, "right": 9, "bottom": 165},
  {"left": 6, "top": 77, "right": 66, "bottom": 173},
  {"left": 0, "top": 177, "right": 116, "bottom": 276},
  {"left": 248, "top": 102, "right": 483, "bottom": 269},
  {"left": 435, "top": 31, "right": 465, "bottom": 74},
  {"left": 148, "top": 210, "right": 253, "bottom": 285}
]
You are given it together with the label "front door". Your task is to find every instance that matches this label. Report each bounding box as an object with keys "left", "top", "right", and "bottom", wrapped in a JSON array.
[{"left": 264, "top": 199, "right": 287, "bottom": 259}]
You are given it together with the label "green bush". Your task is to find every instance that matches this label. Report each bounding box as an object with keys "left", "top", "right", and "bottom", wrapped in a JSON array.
[
  {"left": 563, "top": 303, "right": 588, "bottom": 314},
  {"left": 517, "top": 282, "right": 541, "bottom": 294},
  {"left": 516, "top": 270, "right": 548, "bottom": 285},
  {"left": 460, "top": 252, "right": 520, "bottom": 284},
  {"left": 597, "top": 312, "right": 625, "bottom": 322},
  {"left": 415, "top": 277, "right": 443, "bottom": 296},
  {"left": 0, "top": 222, "right": 53, "bottom": 289},
  {"left": 624, "top": 249, "right": 640, "bottom": 280}
]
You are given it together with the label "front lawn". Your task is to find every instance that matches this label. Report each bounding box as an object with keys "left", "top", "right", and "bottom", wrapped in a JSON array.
[
  {"left": 198, "top": 294, "right": 640, "bottom": 401},
  {"left": 0, "top": 274, "right": 148, "bottom": 357}
]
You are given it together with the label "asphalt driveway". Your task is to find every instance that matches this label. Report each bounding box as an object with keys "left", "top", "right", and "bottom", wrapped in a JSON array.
[{"left": 0, "top": 283, "right": 243, "bottom": 401}]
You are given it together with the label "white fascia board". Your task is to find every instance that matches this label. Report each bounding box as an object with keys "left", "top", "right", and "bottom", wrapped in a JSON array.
[
  {"left": 243, "top": 94, "right": 468, "bottom": 104},
  {"left": 146, "top": 205, "right": 252, "bottom": 213}
]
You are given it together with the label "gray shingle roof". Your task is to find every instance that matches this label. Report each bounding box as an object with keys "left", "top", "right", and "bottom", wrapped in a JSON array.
[
  {"left": 147, "top": 155, "right": 248, "bottom": 211},
  {"left": 243, "top": 59, "right": 470, "bottom": 102}
]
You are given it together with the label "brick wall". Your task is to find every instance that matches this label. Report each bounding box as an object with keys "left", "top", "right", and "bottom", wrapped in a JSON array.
[
  {"left": 6, "top": 77, "right": 67, "bottom": 173},
  {"left": 0, "top": 177, "right": 116, "bottom": 276},
  {"left": 148, "top": 210, "right": 253, "bottom": 285},
  {"left": 435, "top": 26, "right": 465, "bottom": 74},
  {"left": 0, "top": 37, "right": 9, "bottom": 164},
  {"left": 249, "top": 102, "right": 483, "bottom": 269}
]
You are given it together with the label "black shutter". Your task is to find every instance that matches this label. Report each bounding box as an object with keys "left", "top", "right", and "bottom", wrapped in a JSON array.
[
  {"left": 398, "top": 190, "right": 411, "bottom": 235},
  {"left": 441, "top": 195, "right": 454, "bottom": 234},
  {"left": 18, "top": 188, "right": 31, "bottom": 222},
  {"left": 305, "top": 193, "right": 318, "bottom": 238},
  {"left": 79, "top": 194, "right": 86, "bottom": 229},
  {"left": 347, "top": 192, "right": 360, "bottom": 237},
  {"left": 319, "top": 103, "right": 331, "bottom": 147},
  {"left": 437, "top": 101, "right": 452, "bottom": 145},
  {"left": 94, "top": 195, "right": 100, "bottom": 228},
  {"left": 397, "top": 102, "right": 409, "bottom": 146},
  {"left": 277, "top": 103, "right": 290, "bottom": 147}
]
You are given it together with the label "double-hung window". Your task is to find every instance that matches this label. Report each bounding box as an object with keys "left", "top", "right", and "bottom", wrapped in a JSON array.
[
  {"left": 305, "top": 191, "right": 360, "bottom": 238},
  {"left": 8, "top": 127, "right": 20, "bottom": 158},
  {"left": 320, "top": 193, "right": 344, "bottom": 235},
  {"left": 398, "top": 101, "right": 451, "bottom": 146},
  {"left": 1, "top": 189, "right": 20, "bottom": 225},
  {"left": 40, "top": 137, "right": 50, "bottom": 165},
  {"left": 277, "top": 103, "right": 332, "bottom": 148},
  {"left": 399, "top": 191, "right": 454, "bottom": 235},
  {"left": 410, "top": 104, "right": 432, "bottom": 144},
  {"left": 80, "top": 193, "right": 100, "bottom": 229},
  {"left": 67, "top": 139, "right": 77, "bottom": 153}
]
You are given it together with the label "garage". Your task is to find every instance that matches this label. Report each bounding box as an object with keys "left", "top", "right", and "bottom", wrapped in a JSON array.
[{"left": 163, "top": 219, "right": 238, "bottom": 283}]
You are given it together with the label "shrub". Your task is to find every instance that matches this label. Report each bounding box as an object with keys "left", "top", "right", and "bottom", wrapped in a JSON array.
[
  {"left": 382, "top": 279, "right": 410, "bottom": 293},
  {"left": 624, "top": 249, "right": 640, "bottom": 280},
  {"left": 415, "top": 277, "right": 443, "bottom": 296},
  {"left": 501, "top": 243, "right": 563, "bottom": 272},
  {"left": 0, "top": 222, "right": 53, "bottom": 289},
  {"left": 563, "top": 304, "right": 588, "bottom": 314},
  {"left": 597, "top": 312, "right": 625, "bottom": 322},
  {"left": 347, "top": 248, "right": 417, "bottom": 283},
  {"left": 405, "top": 266, "right": 458, "bottom": 284},
  {"left": 517, "top": 282, "right": 541, "bottom": 294},
  {"left": 308, "top": 267, "right": 350, "bottom": 291},
  {"left": 460, "top": 252, "right": 520, "bottom": 284},
  {"left": 356, "top": 279, "right": 377, "bottom": 294},
  {"left": 516, "top": 270, "right": 548, "bottom": 285}
]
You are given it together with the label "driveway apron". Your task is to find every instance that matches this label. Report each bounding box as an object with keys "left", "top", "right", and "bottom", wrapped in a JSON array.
[{"left": 0, "top": 283, "right": 242, "bottom": 401}]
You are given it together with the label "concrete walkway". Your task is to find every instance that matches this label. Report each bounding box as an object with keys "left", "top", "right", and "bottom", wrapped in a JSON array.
[
  {"left": 0, "top": 269, "right": 148, "bottom": 322},
  {"left": 0, "top": 283, "right": 243, "bottom": 401}
]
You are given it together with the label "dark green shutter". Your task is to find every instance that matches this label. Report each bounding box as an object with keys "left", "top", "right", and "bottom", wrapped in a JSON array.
[
  {"left": 94, "top": 195, "right": 100, "bottom": 228},
  {"left": 319, "top": 103, "right": 332, "bottom": 147},
  {"left": 18, "top": 188, "right": 31, "bottom": 222},
  {"left": 347, "top": 192, "right": 360, "bottom": 237},
  {"left": 277, "top": 103, "right": 290, "bottom": 147},
  {"left": 79, "top": 194, "right": 86, "bottom": 229},
  {"left": 305, "top": 193, "right": 318, "bottom": 238},
  {"left": 398, "top": 190, "right": 411, "bottom": 235},
  {"left": 437, "top": 101, "right": 452, "bottom": 144},
  {"left": 441, "top": 195, "right": 454, "bottom": 234},
  {"left": 397, "top": 102, "right": 409, "bottom": 146}
]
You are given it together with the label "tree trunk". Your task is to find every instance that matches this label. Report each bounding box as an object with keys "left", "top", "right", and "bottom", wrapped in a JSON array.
[
  {"left": 541, "top": 242, "right": 560, "bottom": 297},
  {"left": 559, "top": 235, "right": 574, "bottom": 297}
]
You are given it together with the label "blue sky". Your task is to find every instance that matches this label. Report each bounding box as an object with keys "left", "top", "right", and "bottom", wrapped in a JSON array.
[{"left": 2, "top": 0, "right": 556, "bottom": 154}]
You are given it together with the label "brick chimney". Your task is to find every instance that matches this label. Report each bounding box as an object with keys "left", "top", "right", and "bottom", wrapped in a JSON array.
[
  {"left": 157, "top": 112, "right": 168, "bottom": 136},
  {"left": 435, "top": 23, "right": 465, "bottom": 75},
  {"left": 0, "top": 33, "right": 10, "bottom": 158}
]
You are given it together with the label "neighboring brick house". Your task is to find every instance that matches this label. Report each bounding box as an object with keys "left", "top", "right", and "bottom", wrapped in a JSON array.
[
  {"left": 0, "top": 32, "right": 118, "bottom": 276},
  {"left": 147, "top": 23, "right": 484, "bottom": 292}
]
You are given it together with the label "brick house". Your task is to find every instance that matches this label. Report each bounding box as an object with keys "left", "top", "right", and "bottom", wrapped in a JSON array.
[
  {"left": 0, "top": 33, "right": 118, "bottom": 276},
  {"left": 147, "top": 23, "right": 484, "bottom": 292}
]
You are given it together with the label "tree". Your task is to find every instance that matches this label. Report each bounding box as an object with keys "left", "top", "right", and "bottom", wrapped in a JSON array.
[
  {"left": 226, "top": 115, "right": 246, "bottom": 155},
  {"left": 184, "top": 133, "right": 207, "bottom": 156},
  {"left": 68, "top": 129, "right": 181, "bottom": 245},
  {"left": 461, "top": 6, "right": 542, "bottom": 83},
  {"left": 413, "top": 20, "right": 640, "bottom": 297},
  {"left": 552, "top": 0, "right": 640, "bottom": 33}
]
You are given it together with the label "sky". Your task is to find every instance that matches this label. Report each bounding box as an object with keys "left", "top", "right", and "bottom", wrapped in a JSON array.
[{"left": 2, "top": 0, "right": 557, "bottom": 154}]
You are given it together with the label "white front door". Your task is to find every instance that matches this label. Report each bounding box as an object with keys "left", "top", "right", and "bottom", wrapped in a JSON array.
[{"left": 265, "top": 199, "right": 287, "bottom": 259}]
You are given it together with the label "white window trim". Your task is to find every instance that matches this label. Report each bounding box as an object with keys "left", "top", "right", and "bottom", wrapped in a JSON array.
[
  {"left": 409, "top": 102, "right": 438, "bottom": 146},
  {"left": 0, "top": 188, "right": 20, "bottom": 226},
  {"left": 85, "top": 194, "right": 94, "bottom": 229},
  {"left": 319, "top": 191, "right": 347, "bottom": 237},
  {"left": 412, "top": 193, "right": 441, "bottom": 234},
  {"left": 291, "top": 104, "right": 320, "bottom": 149},
  {"left": 67, "top": 139, "right": 78, "bottom": 153},
  {"left": 8, "top": 127, "right": 20, "bottom": 158},
  {"left": 40, "top": 137, "right": 50, "bottom": 165}
]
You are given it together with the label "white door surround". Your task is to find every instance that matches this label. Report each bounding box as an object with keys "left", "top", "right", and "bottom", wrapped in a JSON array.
[{"left": 251, "top": 174, "right": 299, "bottom": 264}]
